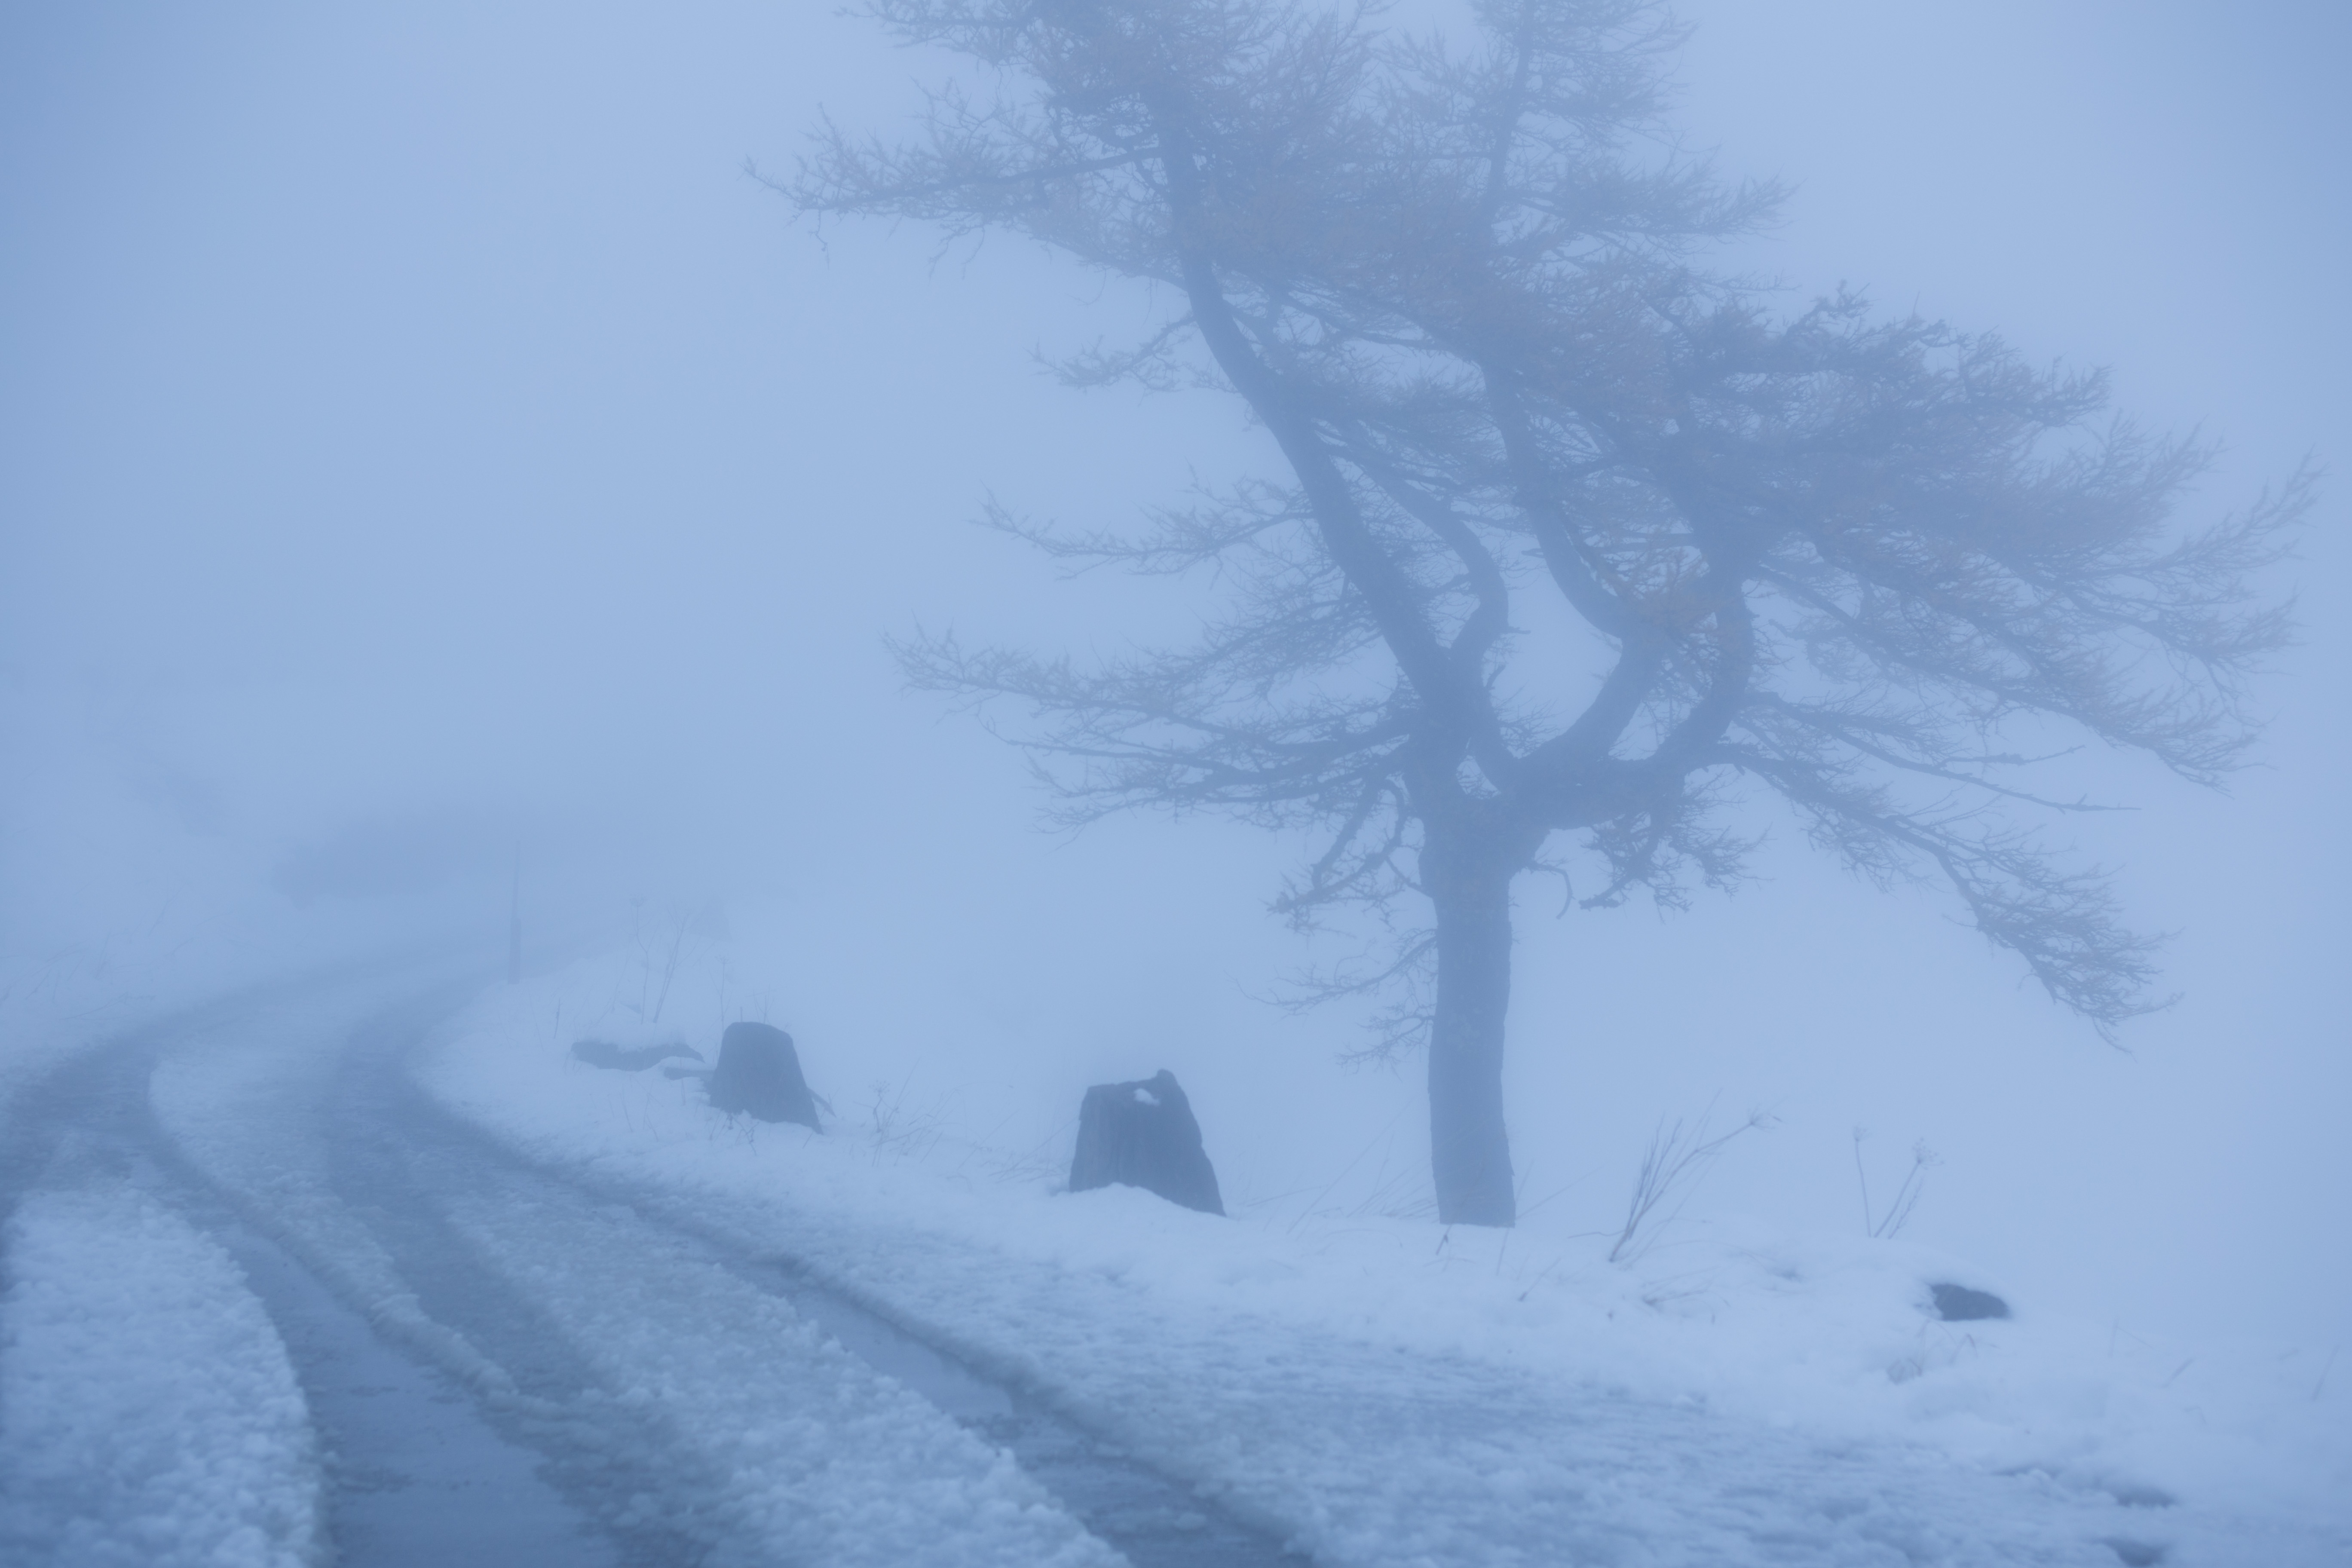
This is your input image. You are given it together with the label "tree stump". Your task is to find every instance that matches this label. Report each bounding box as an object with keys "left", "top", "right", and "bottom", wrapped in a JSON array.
[
  {"left": 706, "top": 1022, "right": 822, "bottom": 1131},
  {"left": 1068, "top": 1069, "right": 1223, "bottom": 1215}
]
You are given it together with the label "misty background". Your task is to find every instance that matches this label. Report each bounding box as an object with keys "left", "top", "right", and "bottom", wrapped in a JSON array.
[{"left": 4, "top": 1, "right": 2346, "bottom": 1349}]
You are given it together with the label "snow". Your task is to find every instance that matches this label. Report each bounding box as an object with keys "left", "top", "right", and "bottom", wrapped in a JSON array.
[
  {"left": 431, "top": 1164, "right": 1122, "bottom": 1568},
  {"left": 420, "top": 940, "right": 2352, "bottom": 1568},
  {"left": 145, "top": 979, "right": 1124, "bottom": 1567},
  {"left": 6, "top": 934, "right": 2339, "bottom": 1566},
  {"left": 147, "top": 983, "right": 524, "bottom": 1393},
  {"left": 0, "top": 1182, "right": 325, "bottom": 1568}
]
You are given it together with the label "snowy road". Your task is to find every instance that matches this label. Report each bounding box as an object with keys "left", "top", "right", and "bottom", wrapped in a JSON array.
[
  {"left": 3, "top": 962, "right": 2343, "bottom": 1565},
  {"left": 0, "top": 968, "right": 1289, "bottom": 1566}
]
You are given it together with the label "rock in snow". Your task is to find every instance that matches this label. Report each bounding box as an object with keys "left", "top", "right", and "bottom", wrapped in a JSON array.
[
  {"left": 1928, "top": 1281, "right": 2012, "bottom": 1321},
  {"left": 1068, "top": 1069, "right": 1224, "bottom": 1215},
  {"left": 705, "top": 1022, "right": 822, "bottom": 1130}
]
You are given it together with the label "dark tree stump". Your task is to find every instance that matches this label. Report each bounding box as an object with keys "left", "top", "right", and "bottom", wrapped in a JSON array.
[
  {"left": 706, "top": 1022, "right": 822, "bottom": 1131},
  {"left": 1068, "top": 1069, "right": 1223, "bottom": 1215},
  {"left": 572, "top": 1038, "right": 703, "bottom": 1072},
  {"left": 1928, "top": 1281, "right": 2011, "bottom": 1321}
]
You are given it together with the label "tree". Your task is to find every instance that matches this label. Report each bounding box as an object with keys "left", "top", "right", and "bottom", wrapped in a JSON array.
[{"left": 793, "top": 0, "right": 2306, "bottom": 1224}]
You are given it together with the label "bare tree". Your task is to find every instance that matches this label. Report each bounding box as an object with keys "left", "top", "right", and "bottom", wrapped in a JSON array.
[{"left": 792, "top": 0, "right": 2306, "bottom": 1225}]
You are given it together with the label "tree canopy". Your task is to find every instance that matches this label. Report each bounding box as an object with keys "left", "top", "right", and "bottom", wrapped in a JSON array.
[{"left": 795, "top": 0, "right": 2307, "bottom": 1223}]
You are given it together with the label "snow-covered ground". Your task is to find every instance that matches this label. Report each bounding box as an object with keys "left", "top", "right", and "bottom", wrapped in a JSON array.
[
  {"left": 3, "top": 934, "right": 2340, "bottom": 1566},
  {"left": 427, "top": 1158, "right": 1121, "bottom": 1567},
  {"left": 0, "top": 1181, "right": 324, "bottom": 1568},
  {"left": 143, "top": 976, "right": 1132, "bottom": 1567},
  {"left": 422, "top": 939, "right": 2352, "bottom": 1568}
]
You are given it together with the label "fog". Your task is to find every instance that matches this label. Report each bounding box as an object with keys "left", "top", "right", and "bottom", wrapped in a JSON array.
[{"left": 5, "top": 0, "right": 2346, "bottom": 1360}]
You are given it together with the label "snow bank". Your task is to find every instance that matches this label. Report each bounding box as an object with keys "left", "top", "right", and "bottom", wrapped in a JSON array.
[
  {"left": 421, "top": 946, "right": 2352, "bottom": 1566},
  {"left": 0, "top": 1182, "right": 325, "bottom": 1568}
]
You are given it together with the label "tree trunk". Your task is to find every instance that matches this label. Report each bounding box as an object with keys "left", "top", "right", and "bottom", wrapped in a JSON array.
[{"left": 1426, "top": 850, "right": 1517, "bottom": 1226}]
